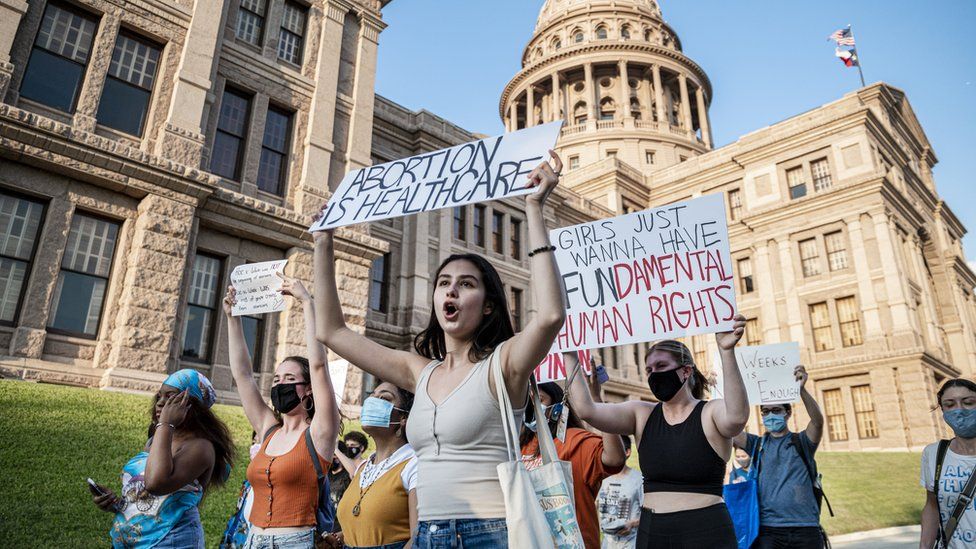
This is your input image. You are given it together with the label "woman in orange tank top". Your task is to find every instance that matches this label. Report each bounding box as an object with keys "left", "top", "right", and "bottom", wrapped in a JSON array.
[{"left": 223, "top": 274, "right": 340, "bottom": 549}]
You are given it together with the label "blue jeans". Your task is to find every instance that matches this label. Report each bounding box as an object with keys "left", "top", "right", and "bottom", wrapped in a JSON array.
[
  {"left": 345, "top": 542, "right": 407, "bottom": 549},
  {"left": 414, "top": 519, "right": 508, "bottom": 548},
  {"left": 243, "top": 528, "right": 316, "bottom": 549},
  {"left": 156, "top": 507, "right": 205, "bottom": 548}
]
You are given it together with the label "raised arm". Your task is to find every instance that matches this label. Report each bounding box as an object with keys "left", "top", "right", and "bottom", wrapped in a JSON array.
[
  {"left": 144, "top": 391, "right": 215, "bottom": 495},
  {"left": 223, "top": 287, "right": 277, "bottom": 436},
  {"left": 708, "top": 314, "right": 750, "bottom": 438},
  {"left": 796, "top": 365, "right": 825, "bottom": 446},
  {"left": 500, "top": 151, "right": 568, "bottom": 402},
  {"left": 279, "top": 274, "right": 340, "bottom": 457},
  {"left": 562, "top": 352, "right": 647, "bottom": 437},
  {"left": 312, "top": 228, "right": 428, "bottom": 393},
  {"left": 586, "top": 365, "right": 627, "bottom": 469}
]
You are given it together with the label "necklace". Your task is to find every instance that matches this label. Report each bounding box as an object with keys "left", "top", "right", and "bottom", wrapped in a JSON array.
[{"left": 351, "top": 450, "right": 400, "bottom": 516}]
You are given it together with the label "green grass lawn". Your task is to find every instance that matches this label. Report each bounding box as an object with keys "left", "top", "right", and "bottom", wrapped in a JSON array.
[{"left": 0, "top": 380, "right": 922, "bottom": 546}]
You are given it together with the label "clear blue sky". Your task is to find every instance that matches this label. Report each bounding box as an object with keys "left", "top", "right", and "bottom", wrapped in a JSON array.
[{"left": 375, "top": 1, "right": 976, "bottom": 258}]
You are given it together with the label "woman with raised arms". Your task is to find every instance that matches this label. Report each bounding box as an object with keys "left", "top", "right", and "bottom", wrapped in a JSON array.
[
  {"left": 563, "top": 322, "right": 750, "bottom": 549},
  {"left": 313, "top": 151, "right": 566, "bottom": 547}
]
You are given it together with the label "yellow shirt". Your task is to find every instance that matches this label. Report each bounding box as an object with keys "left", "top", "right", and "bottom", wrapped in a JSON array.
[{"left": 336, "top": 451, "right": 414, "bottom": 547}]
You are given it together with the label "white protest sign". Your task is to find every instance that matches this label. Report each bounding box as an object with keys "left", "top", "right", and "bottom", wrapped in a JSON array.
[
  {"left": 329, "top": 358, "right": 349, "bottom": 403},
  {"left": 230, "top": 260, "right": 288, "bottom": 316},
  {"left": 308, "top": 122, "right": 563, "bottom": 231},
  {"left": 710, "top": 342, "right": 801, "bottom": 405},
  {"left": 551, "top": 193, "right": 736, "bottom": 353},
  {"left": 535, "top": 349, "right": 593, "bottom": 383}
]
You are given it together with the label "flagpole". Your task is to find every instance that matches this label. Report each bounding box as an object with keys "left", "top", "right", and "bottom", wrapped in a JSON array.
[{"left": 848, "top": 24, "right": 866, "bottom": 87}]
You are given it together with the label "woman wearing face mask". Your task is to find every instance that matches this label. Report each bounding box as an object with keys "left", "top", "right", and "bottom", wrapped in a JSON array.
[
  {"left": 334, "top": 431, "right": 369, "bottom": 477},
  {"left": 330, "top": 381, "right": 418, "bottom": 549},
  {"left": 564, "top": 321, "right": 749, "bottom": 549},
  {"left": 728, "top": 447, "right": 752, "bottom": 485},
  {"left": 223, "top": 274, "right": 340, "bottom": 549},
  {"left": 314, "top": 152, "right": 566, "bottom": 545},
  {"left": 920, "top": 378, "right": 976, "bottom": 549},
  {"left": 91, "top": 369, "right": 234, "bottom": 548}
]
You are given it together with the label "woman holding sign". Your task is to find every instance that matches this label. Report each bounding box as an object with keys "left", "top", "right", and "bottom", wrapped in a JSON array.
[
  {"left": 313, "top": 152, "right": 566, "bottom": 546},
  {"left": 564, "top": 325, "right": 750, "bottom": 549},
  {"left": 223, "top": 274, "right": 340, "bottom": 549}
]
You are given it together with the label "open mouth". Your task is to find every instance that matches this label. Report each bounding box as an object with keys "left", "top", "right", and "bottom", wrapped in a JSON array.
[{"left": 443, "top": 302, "right": 460, "bottom": 322}]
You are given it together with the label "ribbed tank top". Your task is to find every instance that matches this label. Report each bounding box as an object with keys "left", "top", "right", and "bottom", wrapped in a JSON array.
[
  {"left": 638, "top": 400, "right": 726, "bottom": 497},
  {"left": 246, "top": 427, "right": 324, "bottom": 528},
  {"left": 405, "top": 345, "right": 525, "bottom": 520}
]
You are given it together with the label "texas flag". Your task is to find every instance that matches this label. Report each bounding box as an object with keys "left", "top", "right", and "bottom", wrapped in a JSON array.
[{"left": 835, "top": 47, "right": 859, "bottom": 67}]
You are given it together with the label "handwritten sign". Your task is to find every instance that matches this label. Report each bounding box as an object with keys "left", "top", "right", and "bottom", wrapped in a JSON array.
[
  {"left": 711, "top": 342, "right": 801, "bottom": 405},
  {"left": 308, "top": 122, "right": 562, "bottom": 231},
  {"left": 230, "top": 260, "right": 288, "bottom": 316},
  {"left": 535, "top": 349, "right": 593, "bottom": 383},
  {"left": 329, "top": 358, "right": 349, "bottom": 403},
  {"left": 551, "top": 193, "right": 736, "bottom": 353}
]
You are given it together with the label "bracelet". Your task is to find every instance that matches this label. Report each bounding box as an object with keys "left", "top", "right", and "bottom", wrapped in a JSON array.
[
  {"left": 156, "top": 422, "right": 176, "bottom": 431},
  {"left": 528, "top": 245, "right": 556, "bottom": 257}
]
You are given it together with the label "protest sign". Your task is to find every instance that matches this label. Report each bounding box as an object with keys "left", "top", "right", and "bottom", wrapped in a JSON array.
[
  {"left": 535, "top": 349, "right": 593, "bottom": 383},
  {"left": 329, "top": 358, "right": 349, "bottom": 403},
  {"left": 711, "top": 342, "right": 801, "bottom": 404},
  {"left": 308, "top": 121, "right": 562, "bottom": 231},
  {"left": 551, "top": 193, "right": 736, "bottom": 353},
  {"left": 230, "top": 260, "right": 288, "bottom": 316}
]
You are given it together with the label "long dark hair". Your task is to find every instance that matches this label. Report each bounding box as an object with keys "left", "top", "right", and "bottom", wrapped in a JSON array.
[
  {"left": 646, "top": 340, "right": 710, "bottom": 400},
  {"left": 272, "top": 356, "right": 314, "bottom": 423},
  {"left": 414, "top": 254, "right": 514, "bottom": 362},
  {"left": 148, "top": 398, "right": 235, "bottom": 491},
  {"left": 519, "top": 382, "right": 583, "bottom": 449},
  {"left": 937, "top": 378, "right": 976, "bottom": 408}
]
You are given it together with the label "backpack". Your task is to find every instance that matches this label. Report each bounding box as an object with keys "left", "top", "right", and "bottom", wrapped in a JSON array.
[{"left": 263, "top": 425, "right": 335, "bottom": 540}]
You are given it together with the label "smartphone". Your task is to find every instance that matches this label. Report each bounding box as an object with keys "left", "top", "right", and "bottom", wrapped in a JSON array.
[
  {"left": 595, "top": 364, "right": 610, "bottom": 384},
  {"left": 86, "top": 477, "right": 106, "bottom": 497}
]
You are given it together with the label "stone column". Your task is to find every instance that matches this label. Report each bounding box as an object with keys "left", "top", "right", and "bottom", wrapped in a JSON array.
[
  {"left": 526, "top": 84, "right": 535, "bottom": 128},
  {"left": 872, "top": 212, "right": 914, "bottom": 340},
  {"left": 509, "top": 101, "right": 518, "bottom": 131},
  {"left": 678, "top": 73, "right": 693, "bottom": 131},
  {"left": 584, "top": 62, "right": 596, "bottom": 122},
  {"left": 695, "top": 86, "right": 712, "bottom": 148},
  {"left": 72, "top": 14, "right": 121, "bottom": 133},
  {"left": 618, "top": 60, "right": 630, "bottom": 118},
  {"left": 0, "top": 0, "right": 28, "bottom": 98},
  {"left": 550, "top": 72, "right": 561, "bottom": 122},
  {"left": 777, "top": 239, "right": 806, "bottom": 344},
  {"left": 652, "top": 64, "right": 666, "bottom": 124},
  {"left": 639, "top": 68, "right": 653, "bottom": 122},
  {"left": 153, "top": 0, "right": 226, "bottom": 167},
  {"left": 100, "top": 195, "right": 196, "bottom": 392},
  {"left": 344, "top": 17, "right": 384, "bottom": 175},
  {"left": 754, "top": 242, "right": 781, "bottom": 342},
  {"left": 847, "top": 218, "right": 883, "bottom": 341}
]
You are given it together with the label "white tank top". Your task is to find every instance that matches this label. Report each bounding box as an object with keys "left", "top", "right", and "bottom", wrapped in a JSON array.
[{"left": 405, "top": 343, "right": 525, "bottom": 520}]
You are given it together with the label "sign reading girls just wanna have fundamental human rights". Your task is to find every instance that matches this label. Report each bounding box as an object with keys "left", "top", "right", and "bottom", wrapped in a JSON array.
[{"left": 308, "top": 122, "right": 563, "bottom": 231}]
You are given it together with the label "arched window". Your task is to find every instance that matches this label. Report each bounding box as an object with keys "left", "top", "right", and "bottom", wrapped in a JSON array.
[
  {"left": 595, "top": 26, "right": 608, "bottom": 40},
  {"left": 534, "top": 47, "right": 543, "bottom": 60},
  {"left": 573, "top": 30, "right": 584, "bottom": 43},
  {"left": 631, "top": 98, "right": 642, "bottom": 120},
  {"left": 621, "top": 26, "right": 631, "bottom": 40},
  {"left": 644, "top": 29, "right": 653, "bottom": 42},
  {"left": 551, "top": 37, "right": 562, "bottom": 51},
  {"left": 599, "top": 97, "right": 616, "bottom": 120},
  {"left": 573, "top": 102, "right": 588, "bottom": 124}
]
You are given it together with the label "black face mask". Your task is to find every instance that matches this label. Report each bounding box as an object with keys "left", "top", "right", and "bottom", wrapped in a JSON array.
[
  {"left": 648, "top": 368, "right": 687, "bottom": 402},
  {"left": 271, "top": 382, "right": 305, "bottom": 414},
  {"left": 345, "top": 446, "right": 363, "bottom": 458}
]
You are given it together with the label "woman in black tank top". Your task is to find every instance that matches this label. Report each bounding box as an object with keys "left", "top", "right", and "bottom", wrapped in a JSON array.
[{"left": 564, "top": 315, "right": 750, "bottom": 549}]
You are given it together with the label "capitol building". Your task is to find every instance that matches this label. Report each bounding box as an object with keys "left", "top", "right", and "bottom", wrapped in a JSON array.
[{"left": 0, "top": 0, "right": 972, "bottom": 451}]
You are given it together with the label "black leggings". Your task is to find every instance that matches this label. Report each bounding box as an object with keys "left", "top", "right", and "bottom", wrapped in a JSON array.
[{"left": 636, "top": 503, "right": 737, "bottom": 549}]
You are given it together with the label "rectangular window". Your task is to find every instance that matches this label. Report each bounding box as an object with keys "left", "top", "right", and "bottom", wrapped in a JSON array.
[
  {"left": 96, "top": 33, "right": 162, "bottom": 136},
  {"left": 473, "top": 205, "right": 486, "bottom": 247},
  {"left": 737, "top": 257, "right": 754, "bottom": 294},
  {"left": 369, "top": 253, "right": 389, "bottom": 313},
  {"left": 210, "top": 87, "right": 251, "bottom": 181},
  {"left": 0, "top": 192, "right": 46, "bottom": 324},
  {"left": 607, "top": 150, "right": 617, "bottom": 158},
  {"left": 799, "top": 238, "right": 821, "bottom": 277},
  {"left": 837, "top": 296, "right": 863, "bottom": 347},
  {"left": 236, "top": 0, "right": 266, "bottom": 46},
  {"left": 277, "top": 0, "right": 307, "bottom": 65},
  {"left": 569, "top": 156, "right": 580, "bottom": 170},
  {"left": 492, "top": 211, "right": 504, "bottom": 254},
  {"left": 851, "top": 385, "right": 879, "bottom": 439},
  {"left": 257, "top": 106, "right": 292, "bottom": 195},
  {"left": 809, "top": 302, "right": 833, "bottom": 351},
  {"left": 48, "top": 214, "right": 120, "bottom": 337},
  {"left": 823, "top": 388, "right": 849, "bottom": 442},
  {"left": 825, "top": 231, "right": 849, "bottom": 271},
  {"left": 181, "top": 254, "right": 222, "bottom": 362},
  {"left": 242, "top": 315, "right": 264, "bottom": 372},
  {"left": 746, "top": 317, "right": 761, "bottom": 346},
  {"left": 787, "top": 166, "right": 807, "bottom": 199},
  {"left": 20, "top": 2, "right": 98, "bottom": 113},
  {"left": 510, "top": 219, "right": 522, "bottom": 260},
  {"left": 728, "top": 189, "right": 742, "bottom": 221},
  {"left": 452, "top": 207, "right": 466, "bottom": 241},
  {"left": 811, "top": 158, "right": 833, "bottom": 191},
  {"left": 645, "top": 151, "right": 655, "bottom": 164},
  {"left": 510, "top": 287, "right": 523, "bottom": 331}
]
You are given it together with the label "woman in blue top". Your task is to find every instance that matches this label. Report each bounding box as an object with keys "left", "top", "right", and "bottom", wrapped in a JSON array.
[{"left": 91, "top": 369, "right": 235, "bottom": 548}]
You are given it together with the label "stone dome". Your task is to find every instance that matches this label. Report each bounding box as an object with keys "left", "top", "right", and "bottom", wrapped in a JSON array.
[{"left": 536, "top": 0, "right": 664, "bottom": 31}]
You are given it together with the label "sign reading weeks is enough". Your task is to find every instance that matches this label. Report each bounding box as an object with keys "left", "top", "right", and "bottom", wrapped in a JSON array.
[
  {"left": 551, "top": 193, "right": 736, "bottom": 353},
  {"left": 711, "top": 342, "right": 802, "bottom": 405},
  {"left": 308, "top": 122, "right": 562, "bottom": 231}
]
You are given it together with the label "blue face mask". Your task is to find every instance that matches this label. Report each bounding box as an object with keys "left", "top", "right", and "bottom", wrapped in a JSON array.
[
  {"left": 763, "top": 413, "right": 788, "bottom": 433},
  {"left": 944, "top": 409, "right": 976, "bottom": 438},
  {"left": 360, "top": 397, "right": 405, "bottom": 428},
  {"left": 525, "top": 402, "right": 563, "bottom": 432}
]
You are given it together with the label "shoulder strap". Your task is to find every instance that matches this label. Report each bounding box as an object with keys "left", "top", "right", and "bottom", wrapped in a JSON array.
[
  {"left": 305, "top": 428, "right": 325, "bottom": 482},
  {"left": 934, "top": 438, "right": 951, "bottom": 503},
  {"left": 529, "top": 376, "right": 561, "bottom": 466},
  {"left": 945, "top": 459, "right": 976, "bottom": 543},
  {"left": 263, "top": 424, "right": 280, "bottom": 442},
  {"left": 791, "top": 432, "right": 834, "bottom": 517},
  {"left": 489, "top": 341, "right": 521, "bottom": 462}
]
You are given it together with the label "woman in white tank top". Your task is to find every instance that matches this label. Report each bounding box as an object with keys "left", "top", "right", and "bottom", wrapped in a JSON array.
[{"left": 313, "top": 152, "right": 567, "bottom": 547}]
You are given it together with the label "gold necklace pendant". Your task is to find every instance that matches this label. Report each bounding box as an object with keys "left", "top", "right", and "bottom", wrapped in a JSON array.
[{"left": 352, "top": 503, "right": 361, "bottom": 516}]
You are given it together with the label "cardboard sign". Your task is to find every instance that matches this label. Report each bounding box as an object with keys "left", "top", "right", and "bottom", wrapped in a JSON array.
[
  {"left": 329, "top": 358, "right": 349, "bottom": 403},
  {"left": 535, "top": 349, "right": 593, "bottom": 383},
  {"left": 711, "top": 342, "right": 801, "bottom": 405},
  {"left": 551, "top": 193, "right": 736, "bottom": 353},
  {"left": 230, "top": 260, "right": 288, "bottom": 316},
  {"left": 308, "top": 122, "right": 563, "bottom": 231}
]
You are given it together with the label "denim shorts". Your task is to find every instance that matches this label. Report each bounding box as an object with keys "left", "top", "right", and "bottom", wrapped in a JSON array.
[
  {"left": 414, "top": 518, "right": 508, "bottom": 548},
  {"left": 243, "top": 528, "right": 316, "bottom": 549},
  {"left": 155, "top": 507, "right": 205, "bottom": 548}
]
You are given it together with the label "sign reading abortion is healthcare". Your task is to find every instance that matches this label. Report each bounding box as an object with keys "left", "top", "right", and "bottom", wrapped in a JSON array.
[
  {"left": 309, "top": 122, "right": 562, "bottom": 231},
  {"left": 551, "top": 193, "right": 736, "bottom": 353}
]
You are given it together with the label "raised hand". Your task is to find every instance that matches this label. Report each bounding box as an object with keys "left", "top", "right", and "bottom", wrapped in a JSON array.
[
  {"left": 716, "top": 313, "right": 746, "bottom": 351},
  {"left": 310, "top": 203, "right": 335, "bottom": 243},
  {"left": 222, "top": 286, "right": 236, "bottom": 317},
  {"left": 525, "top": 150, "right": 563, "bottom": 206},
  {"left": 158, "top": 389, "right": 191, "bottom": 428},
  {"left": 277, "top": 272, "right": 311, "bottom": 302},
  {"left": 795, "top": 365, "right": 809, "bottom": 388}
]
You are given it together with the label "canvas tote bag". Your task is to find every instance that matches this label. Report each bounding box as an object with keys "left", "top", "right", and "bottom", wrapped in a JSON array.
[{"left": 492, "top": 343, "right": 585, "bottom": 548}]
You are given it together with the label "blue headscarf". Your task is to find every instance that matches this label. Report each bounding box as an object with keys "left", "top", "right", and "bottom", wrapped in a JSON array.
[{"left": 162, "top": 369, "right": 217, "bottom": 409}]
